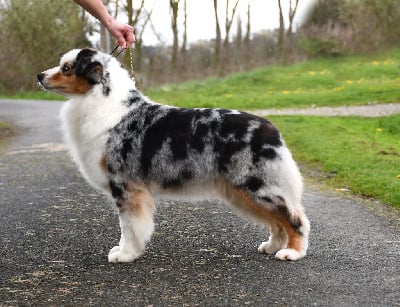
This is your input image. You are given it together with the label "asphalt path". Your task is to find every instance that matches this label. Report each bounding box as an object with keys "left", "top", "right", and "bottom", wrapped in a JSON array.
[{"left": 0, "top": 99, "right": 399, "bottom": 306}]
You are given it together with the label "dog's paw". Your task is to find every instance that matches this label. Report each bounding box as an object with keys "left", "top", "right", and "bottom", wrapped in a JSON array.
[
  {"left": 108, "top": 246, "right": 139, "bottom": 263},
  {"left": 258, "top": 241, "right": 281, "bottom": 254},
  {"left": 275, "top": 248, "right": 305, "bottom": 261}
]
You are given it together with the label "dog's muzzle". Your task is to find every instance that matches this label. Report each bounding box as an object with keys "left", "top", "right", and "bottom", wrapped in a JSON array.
[{"left": 37, "top": 73, "right": 47, "bottom": 90}]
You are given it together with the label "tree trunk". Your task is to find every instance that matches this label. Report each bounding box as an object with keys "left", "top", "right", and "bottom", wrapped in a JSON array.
[
  {"left": 244, "top": 1, "right": 251, "bottom": 45},
  {"left": 277, "top": 0, "right": 285, "bottom": 55},
  {"left": 180, "top": 0, "right": 187, "bottom": 55},
  {"left": 287, "top": 0, "right": 300, "bottom": 37},
  {"left": 170, "top": 0, "right": 179, "bottom": 72},
  {"left": 213, "top": 0, "right": 222, "bottom": 71}
]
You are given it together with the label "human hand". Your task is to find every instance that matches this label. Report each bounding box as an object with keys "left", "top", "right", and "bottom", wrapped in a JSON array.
[{"left": 106, "top": 19, "right": 135, "bottom": 49}]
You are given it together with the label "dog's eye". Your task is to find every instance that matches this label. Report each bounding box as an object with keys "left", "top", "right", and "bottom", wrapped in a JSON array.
[{"left": 61, "top": 64, "right": 71, "bottom": 73}]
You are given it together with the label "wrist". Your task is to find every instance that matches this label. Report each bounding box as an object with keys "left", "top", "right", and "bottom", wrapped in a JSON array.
[{"left": 99, "top": 11, "right": 114, "bottom": 28}]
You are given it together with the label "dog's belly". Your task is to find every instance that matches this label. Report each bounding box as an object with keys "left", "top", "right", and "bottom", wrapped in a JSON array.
[{"left": 149, "top": 180, "right": 220, "bottom": 201}]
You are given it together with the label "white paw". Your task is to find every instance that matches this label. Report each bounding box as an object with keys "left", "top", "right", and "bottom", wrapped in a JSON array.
[
  {"left": 258, "top": 241, "right": 281, "bottom": 254},
  {"left": 108, "top": 246, "right": 140, "bottom": 263},
  {"left": 275, "top": 248, "right": 305, "bottom": 261}
]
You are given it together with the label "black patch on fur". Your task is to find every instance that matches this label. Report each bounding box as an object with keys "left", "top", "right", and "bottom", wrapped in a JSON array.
[
  {"left": 276, "top": 205, "right": 303, "bottom": 235},
  {"left": 74, "top": 48, "right": 103, "bottom": 85},
  {"left": 261, "top": 196, "right": 273, "bottom": 203},
  {"left": 126, "top": 90, "right": 143, "bottom": 106},
  {"left": 109, "top": 181, "right": 123, "bottom": 199},
  {"left": 220, "top": 113, "right": 251, "bottom": 139},
  {"left": 162, "top": 177, "right": 182, "bottom": 189},
  {"left": 121, "top": 138, "right": 133, "bottom": 160},
  {"left": 102, "top": 72, "right": 111, "bottom": 96},
  {"left": 245, "top": 176, "right": 264, "bottom": 192},
  {"left": 250, "top": 122, "right": 282, "bottom": 163},
  {"left": 190, "top": 123, "right": 208, "bottom": 153},
  {"left": 290, "top": 217, "right": 303, "bottom": 235},
  {"left": 251, "top": 122, "right": 282, "bottom": 149},
  {"left": 216, "top": 140, "right": 247, "bottom": 172},
  {"left": 140, "top": 108, "right": 210, "bottom": 176},
  {"left": 162, "top": 169, "right": 193, "bottom": 189},
  {"left": 254, "top": 147, "right": 277, "bottom": 163}
]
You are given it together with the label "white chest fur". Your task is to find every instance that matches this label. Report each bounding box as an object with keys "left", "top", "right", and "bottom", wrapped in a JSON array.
[{"left": 60, "top": 92, "right": 129, "bottom": 192}]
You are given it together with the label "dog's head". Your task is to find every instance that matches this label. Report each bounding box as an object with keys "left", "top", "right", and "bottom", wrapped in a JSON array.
[{"left": 37, "top": 48, "right": 113, "bottom": 97}]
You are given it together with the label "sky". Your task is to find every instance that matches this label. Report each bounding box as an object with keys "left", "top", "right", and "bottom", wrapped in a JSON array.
[{"left": 136, "top": 0, "right": 316, "bottom": 46}]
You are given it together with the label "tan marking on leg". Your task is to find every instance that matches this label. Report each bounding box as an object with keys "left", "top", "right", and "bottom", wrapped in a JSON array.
[
  {"left": 286, "top": 225, "right": 303, "bottom": 252},
  {"left": 217, "top": 179, "right": 304, "bottom": 253},
  {"left": 123, "top": 182, "right": 155, "bottom": 217}
]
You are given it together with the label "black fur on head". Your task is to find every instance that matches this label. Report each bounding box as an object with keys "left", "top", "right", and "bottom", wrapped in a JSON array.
[{"left": 74, "top": 48, "right": 103, "bottom": 85}]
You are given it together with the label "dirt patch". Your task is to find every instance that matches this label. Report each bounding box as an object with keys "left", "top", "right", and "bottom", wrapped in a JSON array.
[
  {"left": 0, "top": 123, "right": 17, "bottom": 148},
  {"left": 0, "top": 126, "right": 14, "bottom": 138}
]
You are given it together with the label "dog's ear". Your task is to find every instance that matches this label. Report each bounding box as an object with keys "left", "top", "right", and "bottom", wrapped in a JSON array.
[
  {"left": 74, "top": 49, "right": 103, "bottom": 85},
  {"left": 84, "top": 62, "right": 103, "bottom": 84}
]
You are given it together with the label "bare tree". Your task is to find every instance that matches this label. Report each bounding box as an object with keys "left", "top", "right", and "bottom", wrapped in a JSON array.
[
  {"left": 235, "top": 15, "right": 242, "bottom": 48},
  {"left": 287, "top": 0, "right": 300, "bottom": 37},
  {"left": 223, "top": 0, "right": 240, "bottom": 49},
  {"left": 277, "top": 0, "right": 301, "bottom": 62},
  {"left": 170, "top": 0, "right": 180, "bottom": 71},
  {"left": 277, "top": 0, "right": 285, "bottom": 56},
  {"left": 244, "top": 0, "right": 251, "bottom": 45},
  {"left": 213, "top": 0, "right": 222, "bottom": 68},
  {"left": 180, "top": 0, "right": 188, "bottom": 55}
]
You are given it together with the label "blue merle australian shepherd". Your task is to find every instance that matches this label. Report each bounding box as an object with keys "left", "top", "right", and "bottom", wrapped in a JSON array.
[{"left": 37, "top": 48, "right": 310, "bottom": 263}]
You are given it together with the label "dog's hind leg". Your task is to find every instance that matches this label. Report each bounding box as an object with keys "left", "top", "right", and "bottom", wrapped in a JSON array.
[
  {"left": 258, "top": 222, "right": 288, "bottom": 254},
  {"left": 108, "top": 182, "right": 155, "bottom": 263},
  {"left": 217, "top": 180, "right": 310, "bottom": 261}
]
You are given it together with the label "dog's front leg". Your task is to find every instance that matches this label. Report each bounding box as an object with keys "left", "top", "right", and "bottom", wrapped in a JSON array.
[{"left": 108, "top": 184, "right": 155, "bottom": 263}]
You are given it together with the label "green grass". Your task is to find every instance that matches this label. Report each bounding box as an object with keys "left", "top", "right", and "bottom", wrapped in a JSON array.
[
  {"left": 145, "top": 49, "right": 400, "bottom": 109},
  {"left": 0, "top": 91, "right": 65, "bottom": 101},
  {"left": 270, "top": 115, "right": 400, "bottom": 207},
  {"left": 2, "top": 49, "right": 400, "bottom": 109}
]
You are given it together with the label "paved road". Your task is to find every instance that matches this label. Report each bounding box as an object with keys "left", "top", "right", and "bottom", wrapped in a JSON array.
[{"left": 0, "top": 99, "right": 399, "bottom": 306}]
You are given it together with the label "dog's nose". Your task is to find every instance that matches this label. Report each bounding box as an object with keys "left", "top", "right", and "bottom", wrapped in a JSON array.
[{"left": 37, "top": 72, "right": 45, "bottom": 83}]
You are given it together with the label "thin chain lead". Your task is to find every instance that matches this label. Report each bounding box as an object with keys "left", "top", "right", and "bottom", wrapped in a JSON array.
[{"left": 129, "top": 47, "right": 135, "bottom": 81}]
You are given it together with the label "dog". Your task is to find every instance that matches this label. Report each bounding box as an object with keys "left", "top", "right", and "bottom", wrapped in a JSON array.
[{"left": 37, "top": 48, "right": 310, "bottom": 263}]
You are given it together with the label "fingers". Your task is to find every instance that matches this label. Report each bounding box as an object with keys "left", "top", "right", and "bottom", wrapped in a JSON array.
[
  {"left": 124, "top": 27, "right": 136, "bottom": 45},
  {"left": 109, "top": 21, "right": 135, "bottom": 48}
]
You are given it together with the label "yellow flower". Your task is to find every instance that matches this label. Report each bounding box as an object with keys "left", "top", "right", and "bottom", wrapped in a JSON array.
[
  {"left": 372, "top": 61, "right": 380, "bottom": 65},
  {"left": 397, "top": 174, "right": 400, "bottom": 180},
  {"left": 376, "top": 128, "right": 382, "bottom": 133},
  {"left": 333, "top": 86, "right": 344, "bottom": 92},
  {"left": 282, "top": 90, "right": 290, "bottom": 95},
  {"left": 320, "top": 69, "right": 330, "bottom": 75},
  {"left": 308, "top": 71, "right": 316, "bottom": 76},
  {"left": 346, "top": 80, "right": 353, "bottom": 85}
]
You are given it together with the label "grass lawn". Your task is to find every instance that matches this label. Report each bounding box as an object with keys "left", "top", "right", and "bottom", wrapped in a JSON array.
[
  {"left": 3, "top": 49, "right": 400, "bottom": 110},
  {"left": 270, "top": 115, "right": 400, "bottom": 207},
  {"left": 0, "top": 91, "right": 65, "bottom": 101},
  {"left": 145, "top": 49, "right": 400, "bottom": 109}
]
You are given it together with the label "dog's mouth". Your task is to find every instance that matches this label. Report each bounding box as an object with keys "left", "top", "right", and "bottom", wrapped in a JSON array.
[
  {"left": 37, "top": 81, "right": 65, "bottom": 93},
  {"left": 37, "top": 81, "right": 48, "bottom": 91}
]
